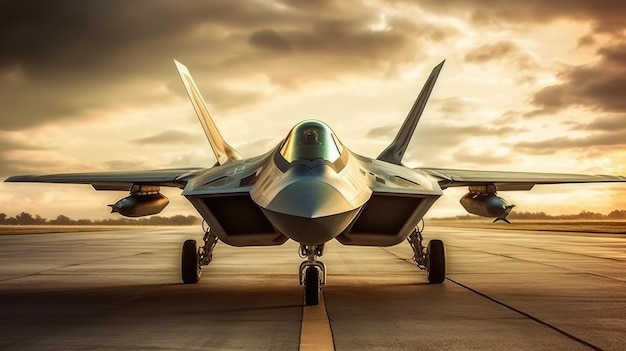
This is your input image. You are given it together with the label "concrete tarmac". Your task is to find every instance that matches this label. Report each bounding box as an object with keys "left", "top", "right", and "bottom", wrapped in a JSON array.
[{"left": 0, "top": 226, "right": 624, "bottom": 350}]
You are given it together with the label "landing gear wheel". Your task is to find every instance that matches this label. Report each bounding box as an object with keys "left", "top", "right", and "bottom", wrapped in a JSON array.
[
  {"left": 304, "top": 266, "right": 320, "bottom": 306},
  {"left": 427, "top": 239, "right": 446, "bottom": 284},
  {"left": 181, "top": 239, "right": 200, "bottom": 284}
]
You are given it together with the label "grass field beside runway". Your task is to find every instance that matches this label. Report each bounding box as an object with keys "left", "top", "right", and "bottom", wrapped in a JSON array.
[
  {"left": 428, "top": 219, "right": 626, "bottom": 234},
  {"left": 0, "top": 225, "right": 158, "bottom": 235}
]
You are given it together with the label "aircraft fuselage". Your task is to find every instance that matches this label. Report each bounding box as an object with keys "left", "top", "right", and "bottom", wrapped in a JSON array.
[{"left": 183, "top": 120, "right": 443, "bottom": 247}]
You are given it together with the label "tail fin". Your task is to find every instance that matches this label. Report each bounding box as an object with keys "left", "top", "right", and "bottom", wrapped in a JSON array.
[
  {"left": 174, "top": 60, "right": 242, "bottom": 165},
  {"left": 377, "top": 60, "right": 445, "bottom": 165}
]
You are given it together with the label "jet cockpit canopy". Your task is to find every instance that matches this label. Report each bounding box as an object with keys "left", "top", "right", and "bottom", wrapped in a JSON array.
[{"left": 280, "top": 120, "right": 343, "bottom": 163}]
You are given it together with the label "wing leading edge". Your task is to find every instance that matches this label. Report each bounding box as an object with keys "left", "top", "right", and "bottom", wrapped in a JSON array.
[
  {"left": 5, "top": 168, "right": 204, "bottom": 191},
  {"left": 417, "top": 167, "right": 626, "bottom": 191}
]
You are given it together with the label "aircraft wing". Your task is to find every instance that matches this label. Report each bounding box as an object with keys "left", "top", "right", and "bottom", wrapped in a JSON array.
[
  {"left": 417, "top": 167, "right": 626, "bottom": 191},
  {"left": 5, "top": 168, "right": 204, "bottom": 191}
]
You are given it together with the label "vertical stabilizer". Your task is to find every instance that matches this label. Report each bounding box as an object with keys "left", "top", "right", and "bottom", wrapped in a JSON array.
[
  {"left": 377, "top": 61, "right": 445, "bottom": 165},
  {"left": 174, "top": 60, "right": 242, "bottom": 165}
]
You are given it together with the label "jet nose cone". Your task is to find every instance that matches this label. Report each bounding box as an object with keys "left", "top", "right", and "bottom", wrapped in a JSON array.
[
  {"left": 259, "top": 180, "right": 362, "bottom": 245},
  {"left": 265, "top": 180, "right": 353, "bottom": 218},
  {"left": 262, "top": 207, "right": 360, "bottom": 245}
]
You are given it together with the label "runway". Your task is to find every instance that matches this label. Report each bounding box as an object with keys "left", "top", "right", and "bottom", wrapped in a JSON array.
[{"left": 0, "top": 226, "right": 624, "bottom": 350}]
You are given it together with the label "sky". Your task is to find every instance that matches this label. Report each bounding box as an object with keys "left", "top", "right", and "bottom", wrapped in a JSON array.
[{"left": 1, "top": 0, "right": 626, "bottom": 220}]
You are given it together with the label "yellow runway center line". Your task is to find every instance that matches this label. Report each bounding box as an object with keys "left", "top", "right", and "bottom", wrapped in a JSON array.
[{"left": 299, "top": 292, "right": 335, "bottom": 351}]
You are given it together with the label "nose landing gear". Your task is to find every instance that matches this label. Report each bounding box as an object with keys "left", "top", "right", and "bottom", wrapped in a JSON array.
[{"left": 299, "top": 244, "right": 326, "bottom": 306}]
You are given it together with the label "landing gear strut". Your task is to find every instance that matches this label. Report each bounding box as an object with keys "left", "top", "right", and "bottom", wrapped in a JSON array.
[
  {"left": 407, "top": 220, "right": 446, "bottom": 284},
  {"left": 299, "top": 244, "right": 326, "bottom": 306},
  {"left": 181, "top": 222, "right": 218, "bottom": 284}
]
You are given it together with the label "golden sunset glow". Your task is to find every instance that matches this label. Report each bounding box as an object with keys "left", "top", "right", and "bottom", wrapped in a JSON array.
[{"left": 1, "top": 1, "right": 626, "bottom": 219}]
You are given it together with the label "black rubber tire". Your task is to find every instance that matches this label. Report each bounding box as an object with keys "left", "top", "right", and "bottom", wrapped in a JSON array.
[
  {"left": 181, "top": 239, "right": 200, "bottom": 284},
  {"left": 304, "top": 267, "right": 320, "bottom": 306},
  {"left": 427, "top": 239, "right": 446, "bottom": 284}
]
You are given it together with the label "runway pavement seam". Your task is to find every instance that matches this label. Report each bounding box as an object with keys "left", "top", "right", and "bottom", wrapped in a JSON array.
[
  {"left": 446, "top": 244, "right": 626, "bottom": 283},
  {"left": 380, "top": 245, "right": 606, "bottom": 351},
  {"left": 497, "top": 242, "right": 624, "bottom": 262},
  {"left": 446, "top": 277, "right": 605, "bottom": 351},
  {"left": 379, "top": 247, "right": 418, "bottom": 267},
  {"left": 0, "top": 248, "right": 171, "bottom": 284}
]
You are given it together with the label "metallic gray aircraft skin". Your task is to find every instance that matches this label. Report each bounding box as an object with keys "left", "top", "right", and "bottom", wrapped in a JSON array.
[{"left": 6, "top": 60, "right": 626, "bottom": 304}]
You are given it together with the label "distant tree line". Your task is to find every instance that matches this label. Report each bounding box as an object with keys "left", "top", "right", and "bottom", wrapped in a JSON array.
[
  {"left": 0, "top": 212, "right": 201, "bottom": 226},
  {"left": 440, "top": 210, "right": 626, "bottom": 220}
]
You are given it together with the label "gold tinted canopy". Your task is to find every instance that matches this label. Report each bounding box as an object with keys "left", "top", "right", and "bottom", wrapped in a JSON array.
[{"left": 280, "top": 120, "right": 343, "bottom": 162}]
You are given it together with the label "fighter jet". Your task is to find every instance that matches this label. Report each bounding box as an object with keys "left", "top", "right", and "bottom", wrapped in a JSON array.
[{"left": 6, "top": 60, "right": 626, "bottom": 305}]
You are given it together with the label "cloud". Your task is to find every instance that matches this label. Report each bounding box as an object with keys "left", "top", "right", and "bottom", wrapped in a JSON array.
[
  {"left": 576, "top": 115, "right": 626, "bottom": 131},
  {"left": 366, "top": 121, "right": 519, "bottom": 150},
  {"left": 0, "top": 136, "right": 45, "bottom": 152},
  {"left": 464, "top": 41, "right": 539, "bottom": 83},
  {"left": 465, "top": 41, "right": 537, "bottom": 71},
  {"left": 405, "top": 0, "right": 626, "bottom": 118},
  {"left": 0, "top": 0, "right": 459, "bottom": 131},
  {"left": 577, "top": 34, "right": 596, "bottom": 48},
  {"left": 514, "top": 130, "right": 626, "bottom": 155},
  {"left": 235, "top": 137, "right": 282, "bottom": 157},
  {"left": 0, "top": 133, "right": 54, "bottom": 177},
  {"left": 0, "top": 1, "right": 292, "bottom": 75},
  {"left": 432, "top": 97, "right": 475, "bottom": 114},
  {"left": 453, "top": 149, "right": 512, "bottom": 166},
  {"left": 366, "top": 125, "right": 396, "bottom": 139},
  {"left": 131, "top": 130, "right": 204, "bottom": 145},
  {"left": 0, "top": 149, "right": 82, "bottom": 178},
  {"left": 104, "top": 160, "right": 153, "bottom": 171},
  {"left": 465, "top": 41, "right": 518, "bottom": 63},
  {"left": 530, "top": 43, "right": 626, "bottom": 115},
  {"left": 249, "top": 29, "right": 292, "bottom": 52},
  {"left": 191, "top": 85, "right": 269, "bottom": 112},
  {"left": 415, "top": 0, "right": 626, "bottom": 32}
]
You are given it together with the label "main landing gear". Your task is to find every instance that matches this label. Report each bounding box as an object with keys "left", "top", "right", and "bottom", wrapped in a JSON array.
[
  {"left": 407, "top": 220, "right": 446, "bottom": 284},
  {"left": 299, "top": 244, "right": 326, "bottom": 306},
  {"left": 181, "top": 222, "right": 218, "bottom": 284}
]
